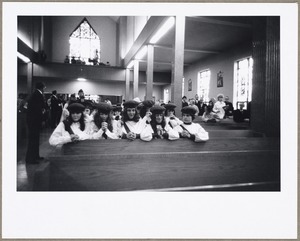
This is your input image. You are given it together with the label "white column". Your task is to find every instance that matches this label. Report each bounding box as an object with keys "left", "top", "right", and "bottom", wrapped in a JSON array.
[
  {"left": 125, "top": 68, "right": 130, "bottom": 101},
  {"left": 133, "top": 60, "right": 139, "bottom": 99},
  {"left": 171, "top": 16, "right": 185, "bottom": 110},
  {"left": 27, "top": 63, "right": 33, "bottom": 93},
  {"left": 146, "top": 44, "right": 154, "bottom": 100}
]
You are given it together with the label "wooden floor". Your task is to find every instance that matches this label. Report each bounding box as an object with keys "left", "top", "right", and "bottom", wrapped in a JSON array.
[
  {"left": 17, "top": 117, "right": 280, "bottom": 191},
  {"left": 17, "top": 127, "right": 54, "bottom": 191}
]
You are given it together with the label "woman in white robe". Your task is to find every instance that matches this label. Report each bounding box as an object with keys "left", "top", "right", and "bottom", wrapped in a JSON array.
[
  {"left": 174, "top": 106, "right": 209, "bottom": 142},
  {"left": 164, "top": 103, "right": 183, "bottom": 128},
  {"left": 89, "top": 102, "right": 121, "bottom": 139},
  {"left": 49, "top": 103, "right": 91, "bottom": 147},
  {"left": 121, "top": 100, "right": 152, "bottom": 141},
  {"left": 149, "top": 105, "right": 179, "bottom": 141}
]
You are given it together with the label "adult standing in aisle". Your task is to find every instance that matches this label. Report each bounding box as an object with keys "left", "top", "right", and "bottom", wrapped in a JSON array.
[
  {"left": 50, "top": 90, "right": 61, "bottom": 128},
  {"left": 25, "top": 82, "right": 46, "bottom": 164},
  {"left": 77, "top": 89, "right": 86, "bottom": 105}
]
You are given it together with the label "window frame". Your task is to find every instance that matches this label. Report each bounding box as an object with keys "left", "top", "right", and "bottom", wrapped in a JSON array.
[
  {"left": 197, "top": 69, "right": 211, "bottom": 103},
  {"left": 69, "top": 17, "right": 101, "bottom": 65},
  {"left": 233, "top": 56, "right": 253, "bottom": 109}
]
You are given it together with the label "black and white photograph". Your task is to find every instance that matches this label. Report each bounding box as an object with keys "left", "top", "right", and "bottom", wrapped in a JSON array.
[
  {"left": 2, "top": 2, "right": 298, "bottom": 239},
  {"left": 16, "top": 14, "right": 281, "bottom": 192}
]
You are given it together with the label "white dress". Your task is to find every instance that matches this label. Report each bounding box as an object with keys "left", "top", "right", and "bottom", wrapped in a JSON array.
[
  {"left": 174, "top": 122, "right": 209, "bottom": 142},
  {"left": 213, "top": 101, "right": 226, "bottom": 119},
  {"left": 49, "top": 121, "right": 91, "bottom": 147},
  {"left": 165, "top": 116, "right": 183, "bottom": 128},
  {"left": 89, "top": 120, "right": 121, "bottom": 140},
  {"left": 122, "top": 117, "right": 153, "bottom": 142},
  {"left": 149, "top": 121, "right": 180, "bottom": 141}
]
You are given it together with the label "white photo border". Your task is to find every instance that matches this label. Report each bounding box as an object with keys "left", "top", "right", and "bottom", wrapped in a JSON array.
[{"left": 2, "top": 2, "right": 298, "bottom": 239}]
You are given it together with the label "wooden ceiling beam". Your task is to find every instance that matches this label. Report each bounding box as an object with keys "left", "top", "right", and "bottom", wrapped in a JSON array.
[
  {"left": 139, "top": 59, "right": 190, "bottom": 66},
  {"left": 186, "top": 16, "right": 252, "bottom": 28},
  {"left": 154, "top": 44, "right": 220, "bottom": 54},
  {"left": 124, "top": 16, "right": 167, "bottom": 67},
  {"left": 18, "top": 38, "right": 39, "bottom": 63}
]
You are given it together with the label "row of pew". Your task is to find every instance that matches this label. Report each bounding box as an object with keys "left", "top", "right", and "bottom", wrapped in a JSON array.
[{"left": 33, "top": 119, "right": 280, "bottom": 191}]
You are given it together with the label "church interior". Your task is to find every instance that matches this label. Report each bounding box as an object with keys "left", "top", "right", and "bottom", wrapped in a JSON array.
[{"left": 17, "top": 15, "right": 280, "bottom": 191}]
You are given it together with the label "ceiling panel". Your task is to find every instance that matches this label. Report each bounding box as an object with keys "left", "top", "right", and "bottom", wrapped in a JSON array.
[
  {"left": 144, "top": 16, "right": 254, "bottom": 72},
  {"left": 185, "top": 20, "right": 252, "bottom": 51}
]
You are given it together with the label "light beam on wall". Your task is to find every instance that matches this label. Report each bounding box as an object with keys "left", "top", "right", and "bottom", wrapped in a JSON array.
[
  {"left": 77, "top": 78, "right": 87, "bottom": 82},
  {"left": 135, "top": 46, "right": 147, "bottom": 60},
  {"left": 149, "top": 17, "right": 175, "bottom": 44},
  {"left": 17, "top": 52, "right": 31, "bottom": 63},
  {"left": 127, "top": 61, "right": 134, "bottom": 69},
  {"left": 17, "top": 33, "right": 32, "bottom": 49}
]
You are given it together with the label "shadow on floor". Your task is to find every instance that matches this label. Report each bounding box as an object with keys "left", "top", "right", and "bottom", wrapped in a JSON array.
[{"left": 17, "top": 127, "right": 55, "bottom": 191}]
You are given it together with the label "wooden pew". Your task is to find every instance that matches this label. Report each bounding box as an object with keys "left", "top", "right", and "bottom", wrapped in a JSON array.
[
  {"left": 192, "top": 116, "right": 251, "bottom": 130},
  {"left": 34, "top": 138, "right": 280, "bottom": 191},
  {"left": 208, "top": 130, "right": 264, "bottom": 138}
]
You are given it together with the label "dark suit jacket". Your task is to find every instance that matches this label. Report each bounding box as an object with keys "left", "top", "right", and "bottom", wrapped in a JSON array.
[
  {"left": 26, "top": 90, "right": 45, "bottom": 128},
  {"left": 50, "top": 95, "right": 60, "bottom": 113},
  {"left": 197, "top": 102, "right": 207, "bottom": 116},
  {"left": 182, "top": 102, "right": 189, "bottom": 108},
  {"left": 224, "top": 101, "right": 234, "bottom": 115},
  {"left": 233, "top": 109, "right": 247, "bottom": 122}
]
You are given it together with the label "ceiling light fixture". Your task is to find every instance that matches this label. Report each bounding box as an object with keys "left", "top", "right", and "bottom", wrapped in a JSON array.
[
  {"left": 149, "top": 17, "right": 175, "bottom": 44},
  {"left": 17, "top": 52, "right": 31, "bottom": 63}
]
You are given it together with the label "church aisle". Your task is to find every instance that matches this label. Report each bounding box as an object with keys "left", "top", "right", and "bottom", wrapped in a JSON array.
[{"left": 17, "top": 127, "right": 55, "bottom": 191}]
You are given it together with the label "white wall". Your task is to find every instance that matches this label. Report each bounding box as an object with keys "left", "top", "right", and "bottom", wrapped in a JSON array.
[
  {"left": 18, "top": 16, "right": 41, "bottom": 52},
  {"left": 134, "top": 16, "right": 148, "bottom": 41},
  {"left": 125, "top": 16, "right": 148, "bottom": 57},
  {"left": 51, "top": 16, "right": 117, "bottom": 66},
  {"left": 134, "top": 84, "right": 163, "bottom": 101},
  {"left": 18, "top": 77, "right": 165, "bottom": 101},
  {"left": 183, "top": 42, "right": 252, "bottom": 102},
  {"left": 28, "top": 78, "right": 125, "bottom": 96}
]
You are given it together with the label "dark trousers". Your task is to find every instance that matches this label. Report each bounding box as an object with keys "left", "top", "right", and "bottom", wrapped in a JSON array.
[
  {"left": 50, "top": 110, "right": 60, "bottom": 128},
  {"left": 25, "top": 123, "right": 41, "bottom": 162}
]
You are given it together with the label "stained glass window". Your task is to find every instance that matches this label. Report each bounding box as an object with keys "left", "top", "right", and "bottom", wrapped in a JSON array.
[
  {"left": 233, "top": 57, "right": 253, "bottom": 109},
  {"left": 69, "top": 18, "right": 100, "bottom": 65},
  {"left": 197, "top": 69, "right": 211, "bottom": 103}
]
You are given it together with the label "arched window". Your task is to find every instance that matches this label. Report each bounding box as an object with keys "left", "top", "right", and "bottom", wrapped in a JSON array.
[{"left": 69, "top": 18, "right": 100, "bottom": 65}]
